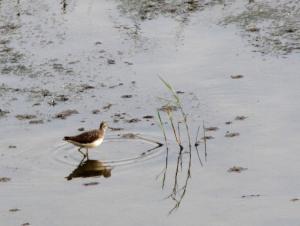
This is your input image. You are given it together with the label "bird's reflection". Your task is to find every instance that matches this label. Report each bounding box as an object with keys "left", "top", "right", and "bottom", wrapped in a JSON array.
[{"left": 66, "top": 158, "right": 112, "bottom": 180}]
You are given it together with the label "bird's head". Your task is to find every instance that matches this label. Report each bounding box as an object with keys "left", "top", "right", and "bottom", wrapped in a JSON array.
[{"left": 99, "top": 121, "right": 108, "bottom": 131}]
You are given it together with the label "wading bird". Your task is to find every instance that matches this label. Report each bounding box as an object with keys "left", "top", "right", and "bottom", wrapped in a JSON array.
[{"left": 64, "top": 121, "right": 108, "bottom": 159}]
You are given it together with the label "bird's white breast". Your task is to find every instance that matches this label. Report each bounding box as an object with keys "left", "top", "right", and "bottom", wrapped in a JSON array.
[
  {"left": 91, "top": 138, "right": 103, "bottom": 147},
  {"left": 67, "top": 138, "right": 103, "bottom": 148}
]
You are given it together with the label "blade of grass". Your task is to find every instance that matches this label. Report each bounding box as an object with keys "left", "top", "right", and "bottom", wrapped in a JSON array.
[
  {"left": 157, "top": 110, "right": 169, "bottom": 189},
  {"left": 203, "top": 120, "right": 207, "bottom": 162},
  {"left": 194, "top": 125, "right": 203, "bottom": 166}
]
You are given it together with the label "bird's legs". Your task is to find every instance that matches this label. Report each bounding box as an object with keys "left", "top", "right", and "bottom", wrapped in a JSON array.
[
  {"left": 79, "top": 155, "right": 86, "bottom": 165},
  {"left": 86, "top": 148, "right": 89, "bottom": 159},
  {"left": 78, "top": 147, "right": 87, "bottom": 159}
]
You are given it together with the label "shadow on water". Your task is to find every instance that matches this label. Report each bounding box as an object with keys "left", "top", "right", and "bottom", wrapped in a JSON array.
[{"left": 66, "top": 158, "right": 112, "bottom": 180}]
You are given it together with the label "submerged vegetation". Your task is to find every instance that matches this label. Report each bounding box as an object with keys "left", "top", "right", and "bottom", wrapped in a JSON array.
[
  {"left": 222, "top": 0, "right": 300, "bottom": 55},
  {"left": 117, "top": 0, "right": 203, "bottom": 21}
]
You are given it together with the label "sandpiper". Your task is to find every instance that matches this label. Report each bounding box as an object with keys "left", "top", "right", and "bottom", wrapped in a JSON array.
[{"left": 63, "top": 121, "right": 108, "bottom": 158}]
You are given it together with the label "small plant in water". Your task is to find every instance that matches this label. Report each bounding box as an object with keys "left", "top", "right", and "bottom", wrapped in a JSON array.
[{"left": 156, "top": 77, "right": 206, "bottom": 214}]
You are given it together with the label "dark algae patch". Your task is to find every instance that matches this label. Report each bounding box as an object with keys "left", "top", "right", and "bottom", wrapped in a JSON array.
[
  {"left": 109, "top": 127, "right": 124, "bottom": 131},
  {"left": 121, "top": 94, "right": 133, "bottom": 98},
  {"left": 15, "top": 114, "right": 37, "bottom": 120},
  {"left": 107, "top": 59, "right": 116, "bottom": 64},
  {"left": 9, "top": 208, "right": 20, "bottom": 212},
  {"left": 228, "top": 166, "right": 248, "bottom": 173},
  {"left": 235, "top": 115, "right": 247, "bottom": 120},
  {"left": 29, "top": 119, "right": 44, "bottom": 124},
  {"left": 126, "top": 118, "right": 141, "bottom": 123},
  {"left": 55, "top": 109, "right": 79, "bottom": 119},
  {"left": 231, "top": 75, "right": 244, "bottom": 79},
  {"left": 241, "top": 194, "right": 260, "bottom": 198},
  {"left": 225, "top": 132, "right": 240, "bottom": 138},
  {"left": 0, "top": 109, "right": 10, "bottom": 117},
  {"left": 204, "top": 126, "right": 219, "bottom": 132},
  {"left": 143, "top": 115, "right": 154, "bottom": 119},
  {"left": 0, "top": 177, "right": 11, "bottom": 182},
  {"left": 92, "top": 109, "right": 101, "bottom": 114}
]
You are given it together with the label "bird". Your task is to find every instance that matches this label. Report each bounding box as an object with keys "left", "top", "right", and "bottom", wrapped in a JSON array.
[{"left": 63, "top": 121, "right": 108, "bottom": 159}]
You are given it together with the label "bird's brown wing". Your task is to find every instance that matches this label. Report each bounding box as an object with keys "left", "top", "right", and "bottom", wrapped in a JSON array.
[{"left": 67, "top": 130, "right": 100, "bottom": 144}]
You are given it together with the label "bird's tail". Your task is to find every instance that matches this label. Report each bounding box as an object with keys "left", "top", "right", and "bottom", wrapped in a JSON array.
[{"left": 63, "top": 136, "right": 70, "bottom": 141}]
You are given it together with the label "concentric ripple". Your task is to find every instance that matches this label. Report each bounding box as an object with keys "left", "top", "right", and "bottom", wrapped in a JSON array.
[{"left": 52, "top": 133, "right": 165, "bottom": 167}]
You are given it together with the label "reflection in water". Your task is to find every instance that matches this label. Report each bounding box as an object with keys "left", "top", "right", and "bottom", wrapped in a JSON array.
[
  {"left": 65, "top": 134, "right": 163, "bottom": 180},
  {"left": 157, "top": 122, "right": 207, "bottom": 214},
  {"left": 157, "top": 82, "right": 207, "bottom": 214},
  {"left": 66, "top": 158, "right": 112, "bottom": 180}
]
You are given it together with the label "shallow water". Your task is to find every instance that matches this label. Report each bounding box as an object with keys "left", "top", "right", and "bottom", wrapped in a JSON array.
[{"left": 1, "top": 0, "right": 300, "bottom": 225}]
